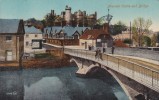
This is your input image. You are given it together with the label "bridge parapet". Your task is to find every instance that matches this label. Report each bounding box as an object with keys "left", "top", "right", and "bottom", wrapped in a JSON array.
[
  {"left": 64, "top": 48, "right": 159, "bottom": 93},
  {"left": 104, "top": 47, "right": 159, "bottom": 61}
]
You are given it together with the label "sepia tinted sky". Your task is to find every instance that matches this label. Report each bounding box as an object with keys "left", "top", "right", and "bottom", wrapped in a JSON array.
[{"left": 0, "top": 0, "right": 158, "bottom": 31}]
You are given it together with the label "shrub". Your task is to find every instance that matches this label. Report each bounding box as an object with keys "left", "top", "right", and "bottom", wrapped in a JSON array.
[{"left": 123, "top": 39, "right": 132, "bottom": 44}]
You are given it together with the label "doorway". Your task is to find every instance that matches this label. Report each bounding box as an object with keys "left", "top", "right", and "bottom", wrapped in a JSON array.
[{"left": 6, "top": 50, "right": 13, "bottom": 61}]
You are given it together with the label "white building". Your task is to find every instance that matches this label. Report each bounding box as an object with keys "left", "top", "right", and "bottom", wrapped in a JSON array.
[
  {"left": 80, "top": 29, "right": 113, "bottom": 50},
  {"left": 24, "top": 26, "right": 45, "bottom": 53}
]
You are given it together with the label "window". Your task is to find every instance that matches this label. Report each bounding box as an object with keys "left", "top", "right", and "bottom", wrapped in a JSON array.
[
  {"left": 26, "top": 41, "right": 29, "bottom": 46},
  {"left": 81, "top": 43, "right": 85, "bottom": 46},
  {"left": 26, "top": 34, "right": 29, "bottom": 38},
  {"left": 6, "top": 36, "right": 12, "bottom": 41},
  {"left": 35, "top": 34, "right": 38, "bottom": 37}
]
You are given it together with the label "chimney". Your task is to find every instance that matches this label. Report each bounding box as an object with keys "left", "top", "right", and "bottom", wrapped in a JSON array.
[
  {"left": 102, "top": 23, "right": 109, "bottom": 33},
  {"left": 51, "top": 10, "right": 54, "bottom": 15},
  {"left": 94, "top": 11, "right": 97, "bottom": 19}
]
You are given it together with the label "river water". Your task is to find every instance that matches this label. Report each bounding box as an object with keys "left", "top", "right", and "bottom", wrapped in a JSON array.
[{"left": 0, "top": 67, "right": 129, "bottom": 100}]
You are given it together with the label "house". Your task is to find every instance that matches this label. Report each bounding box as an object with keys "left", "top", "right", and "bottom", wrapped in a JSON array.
[
  {"left": 113, "top": 33, "right": 132, "bottom": 40},
  {"left": 24, "top": 26, "right": 45, "bottom": 53},
  {"left": 57, "top": 26, "right": 87, "bottom": 39},
  {"left": 43, "top": 26, "right": 90, "bottom": 39},
  {"left": 80, "top": 29, "right": 113, "bottom": 50},
  {"left": 0, "top": 19, "right": 25, "bottom": 62},
  {"left": 43, "top": 26, "right": 90, "bottom": 46}
]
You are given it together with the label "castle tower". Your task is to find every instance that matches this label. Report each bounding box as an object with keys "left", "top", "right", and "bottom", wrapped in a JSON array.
[
  {"left": 94, "top": 11, "right": 97, "bottom": 19},
  {"left": 51, "top": 10, "right": 54, "bottom": 16},
  {"left": 65, "top": 5, "right": 72, "bottom": 25}
]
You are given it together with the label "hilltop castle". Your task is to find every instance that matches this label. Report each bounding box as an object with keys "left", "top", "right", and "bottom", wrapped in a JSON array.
[{"left": 46, "top": 5, "right": 97, "bottom": 27}]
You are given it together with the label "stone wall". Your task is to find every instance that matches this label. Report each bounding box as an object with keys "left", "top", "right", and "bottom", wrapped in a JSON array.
[
  {"left": 46, "top": 39, "right": 79, "bottom": 46},
  {"left": 0, "top": 35, "right": 17, "bottom": 61}
]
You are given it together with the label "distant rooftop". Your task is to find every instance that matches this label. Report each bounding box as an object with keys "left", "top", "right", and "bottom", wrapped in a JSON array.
[{"left": 25, "top": 26, "right": 42, "bottom": 34}]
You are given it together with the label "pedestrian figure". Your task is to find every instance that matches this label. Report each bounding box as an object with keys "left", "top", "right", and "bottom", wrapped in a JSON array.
[
  {"left": 89, "top": 45, "right": 91, "bottom": 50},
  {"left": 92, "top": 45, "right": 94, "bottom": 51},
  {"left": 99, "top": 50, "right": 103, "bottom": 60},
  {"left": 95, "top": 48, "right": 99, "bottom": 59},
  {"left": 103, "top": 47, "right": 105, "bottom": 53},
  {"left": 111, "top": 46, "right": 115, "bottom": 54}
]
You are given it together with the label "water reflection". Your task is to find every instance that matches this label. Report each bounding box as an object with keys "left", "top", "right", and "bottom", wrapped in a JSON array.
[
  {"left": 0, "top": 71, "right": 24, "bottom": 100},
  {"left": 0, "top": 67, "right": 128, "bottom": 100}
]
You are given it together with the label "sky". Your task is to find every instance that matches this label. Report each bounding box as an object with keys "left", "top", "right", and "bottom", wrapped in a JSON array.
[{"left": 0, "top": 0, "right": 159, "bottom": 31}]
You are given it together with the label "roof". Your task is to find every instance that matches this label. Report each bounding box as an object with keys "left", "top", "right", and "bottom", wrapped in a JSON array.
[
  {"left": 44, "top": 26, "right": 91, "bottom": 36},
  {"left": 51, "top": 26, "right": 62, "bottom": 34},
  {"left": 63, "top": 26, "right": 91, "bottom": 36},
  {"left": 0, "top": 19, "right": 21, "bottom": 33},
  {"left": 63, "top": 26, "right": 75, "bottom": 36},
  {"left": 25, "top": 26, "right": 42, "bottom": 34},
  {"left": 74, "top": 27, "right": 91, "bottom": 35},
  {"left": 80, "top": 29, "right": 109, "bottom": 39},
  {"left": 44, "top": 27, "right": 51, "bottom": 34}
]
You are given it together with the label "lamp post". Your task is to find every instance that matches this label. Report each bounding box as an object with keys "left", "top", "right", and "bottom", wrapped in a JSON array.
[
  {"left": 106, "top": 9, "right": 113, "bottom": 48},
  {"left": 62, "top": 32, "right": 66, "bottom": 52}
]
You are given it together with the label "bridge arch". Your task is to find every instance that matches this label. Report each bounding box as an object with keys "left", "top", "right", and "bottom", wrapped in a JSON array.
[
  {"left": 70, "top": 57, "right": 101, "bottom": 75},
  {"left": 70, "top": 57, "right": 132, "bottom": 99}
]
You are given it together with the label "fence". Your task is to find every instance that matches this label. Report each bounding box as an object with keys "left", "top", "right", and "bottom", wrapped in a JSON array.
[
  {"left": 46, "top": 39, "right": 79, "bottom": 46},
  {"left": 64, "top": 48, "right": 159, "bottom": 93}
]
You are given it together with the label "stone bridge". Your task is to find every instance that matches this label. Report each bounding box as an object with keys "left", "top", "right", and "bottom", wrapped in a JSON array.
[{"left": 64, "top": 48, "right": 159, "bottom": 100}]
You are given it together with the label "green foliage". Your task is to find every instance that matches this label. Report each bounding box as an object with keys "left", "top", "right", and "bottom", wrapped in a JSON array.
[
  {"left": 142, "top": 36, "right": 151, "bottom": 47},
  {"left": 123, "top": 39, "right": 132, "bottom": 44},
  {"left": 151, "top": 34, "right": 157, "bottom": 47},
  {"left": 45, "top": 13, "right": 56, "bottom": 26},
  {"left": 35, "top": 53, "right": 55, "bottom": 59},
  {"left": 132, "top": 17, "right": 152, "bottom": 46},
  {"left": 132, "top": 27, "right": 139, "bottom": 43},
  {"left": 41, "top": 19, "right": 47, "bottom": 28},
  {"left": 157, "top": 33, "right": 159, "bottom": 43},
  {"left": 111, "top": 21, "right": 126, "bottom": 35}
]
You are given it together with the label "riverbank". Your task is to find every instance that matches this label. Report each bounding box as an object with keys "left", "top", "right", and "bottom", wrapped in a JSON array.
[
  {"left": 0, "top": 53, "right": 72, "bottom": 70},
  {"left": 23, "top": 55, "right": 71, "bottom": 68}
]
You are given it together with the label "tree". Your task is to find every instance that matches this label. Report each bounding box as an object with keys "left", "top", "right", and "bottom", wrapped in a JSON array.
[
  {"left": 111, "top": 21, "right": 126, "bottom": 35},
  {"left": 151, "top": 34, "right": 157, "bottom": 47},
  {"left": 41, "top": 19, "right": 47, "bottom": 28},
  {"left": 156, "top": 33, "right": 159, "bottom": 47},
  {"left": 123, "top": 39, "right": 132, "bottom": 44},
  {"left": 45, "top": 13, "right": 56, "bottom": 26},
  {"left": 157, "top": 32, "right": 159, "bottom": 43},
  {"left": 132, "top": 17, "right": 152, "bottom": 47},
  {"left": 142, "top": 36, "right": 151, "bottom": 47}
]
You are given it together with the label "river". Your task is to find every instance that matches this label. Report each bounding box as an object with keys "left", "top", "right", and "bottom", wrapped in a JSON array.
[{"left": 0, "top": 67, "right": 129, "bottom": 100}]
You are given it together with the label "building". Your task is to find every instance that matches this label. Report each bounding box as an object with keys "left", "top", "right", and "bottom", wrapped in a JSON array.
[
  {"left": 24, "top": 26, "right": 45, "bottom": 53},
  {"left": 43, "top": 26, "right": 90, "bottom": 39},
  {"left": 46, "top": 5, "right": 97, "bottom": 27},
  {"left": 43, "top": 26, "right": 90, "bottom": 46},
  {"left": 80, "top": 29, "right": 113, "bottom": 50},
  {"left": 113, "top": 33, "right": 132, "bottom": 40},
  {"left": 79, "top": 23, "right": 113, "bottom": 50},
  {"left": 0, "top": 19, "right": 24, "bottom": 62}
]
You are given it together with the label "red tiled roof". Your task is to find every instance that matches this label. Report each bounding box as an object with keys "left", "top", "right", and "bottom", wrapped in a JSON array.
[{"left": 80, "top": 29, "right": 109, "bottom": 39}]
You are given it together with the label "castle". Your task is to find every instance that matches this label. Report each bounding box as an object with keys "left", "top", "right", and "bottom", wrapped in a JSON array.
[{"left": 46, "top": 5, "right": 97, "bottom": 27}]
